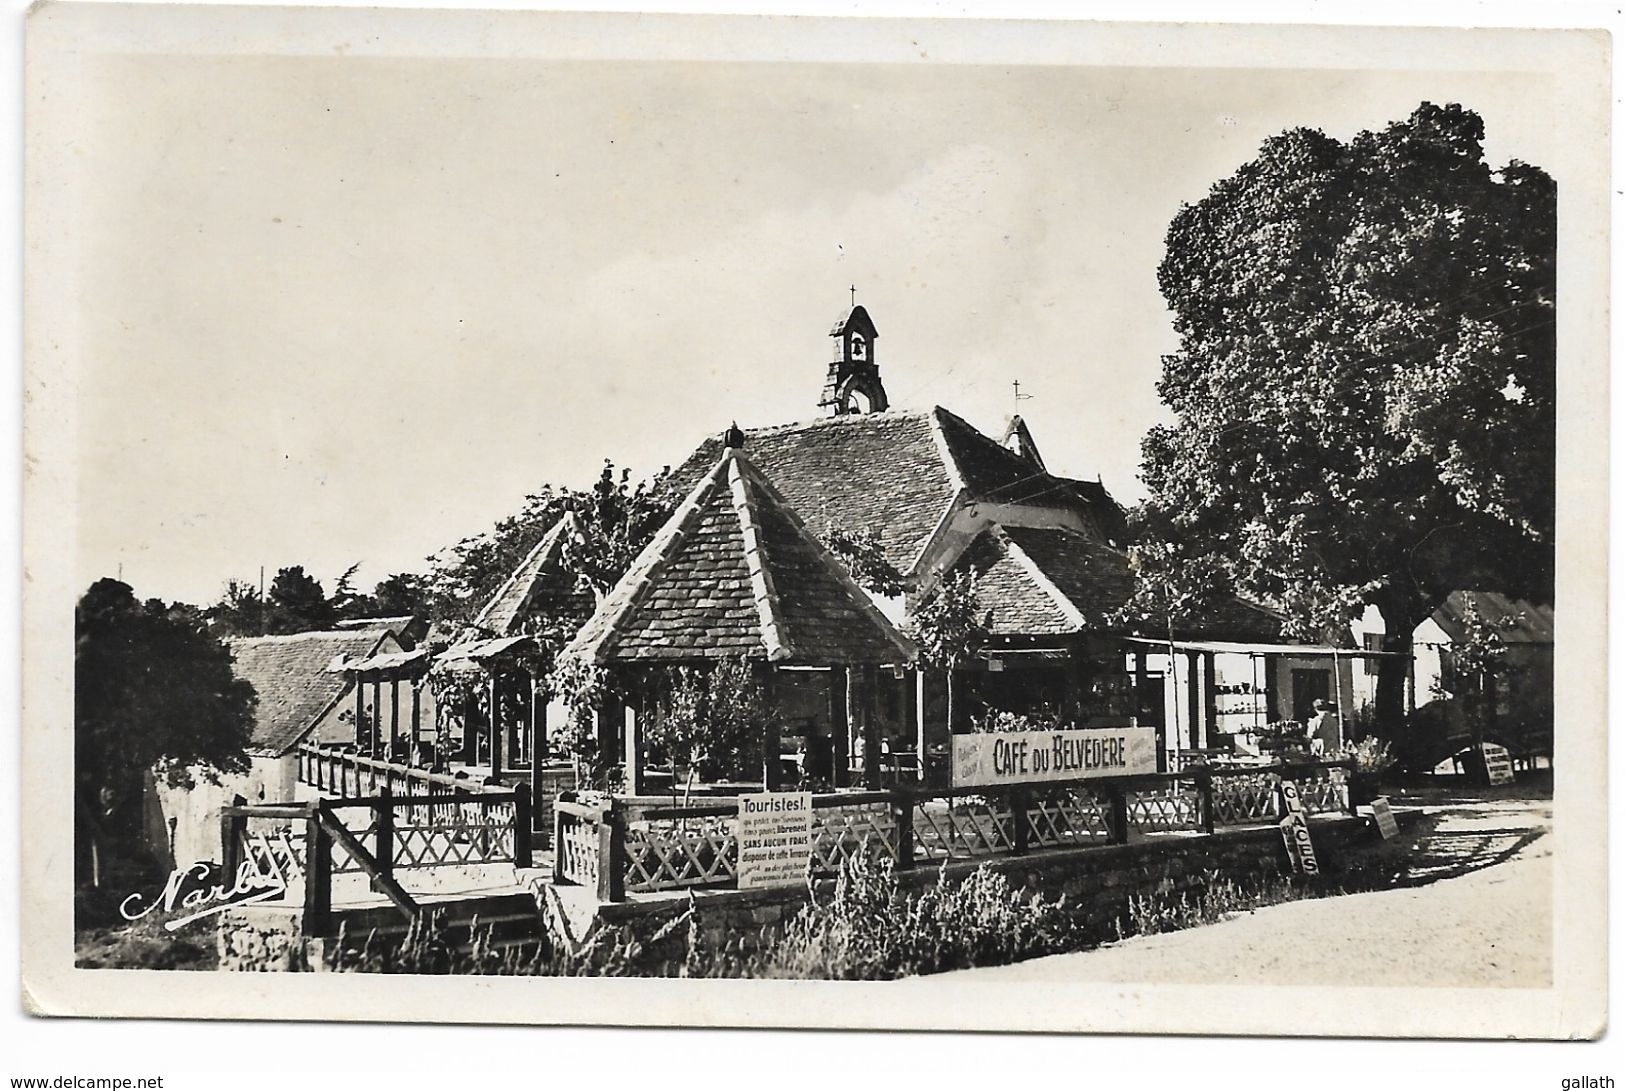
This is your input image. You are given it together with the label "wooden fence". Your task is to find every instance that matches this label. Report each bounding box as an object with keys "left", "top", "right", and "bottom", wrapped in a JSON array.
[
  {"left": 220, "top": 785, "right": 531, "bottom": 935},
  {"left": 553, "top": 760, "right": 1355, "bottom": 902}
]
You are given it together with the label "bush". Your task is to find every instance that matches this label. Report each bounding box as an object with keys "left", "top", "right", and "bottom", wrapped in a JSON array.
[{"left": 746, "top": 855, "right": 1085, "bottom": 980}]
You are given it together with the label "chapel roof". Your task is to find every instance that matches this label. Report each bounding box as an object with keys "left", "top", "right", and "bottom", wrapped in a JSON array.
[{"left": 669, "top": 406, "right": 1121, "bottom": 574}]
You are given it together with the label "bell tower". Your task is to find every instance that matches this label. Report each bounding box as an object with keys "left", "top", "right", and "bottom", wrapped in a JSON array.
[{"left": 818, "top": 290, "right": 889, "bottom": 416}]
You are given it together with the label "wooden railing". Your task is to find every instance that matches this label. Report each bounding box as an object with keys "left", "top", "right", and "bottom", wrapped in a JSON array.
[
  {"left": 221, "top": 785, "right": 532, "bottom": 935},
  {"left": 553, "top": 760, "right": 1355, "bottom": 902},
  {"left": 296, "top": 741, "right": 494, "bottom": 798}
]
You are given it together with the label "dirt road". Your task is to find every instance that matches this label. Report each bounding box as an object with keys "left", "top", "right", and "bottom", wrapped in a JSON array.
[{"left": 950, "top": 785, "right": 1553, "bottom": 989}]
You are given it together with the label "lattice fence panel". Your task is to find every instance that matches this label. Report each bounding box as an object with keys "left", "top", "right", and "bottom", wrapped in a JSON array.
[
  {"left": 394, "top": 811, "right": 516, "bottom": 868},
  {"left": 1128, "top": 784, "right": 1201, "bottom": 833},
  {"left": 327, "top": 812, "right": 378, "bottom": 874},
  {"left": 555, "top": 812, "right": 600, "bottom": 889},
  {"left": 912, "top": 798, "right": 1017, "bottom": 861},
  {"left": 1026, "top": 789, "right": 1111, "bottom": 847},
  {"left": 1211, "top": 774, "right": 1281, "bottom": 826},
  {"left": 810, "top": 803, "right": 898, "bottom": 876},
  {"left": 623, "top": 819, "right": 738, "bottom": 892},
  {"left": 1297, "top": 771, "right": 1348, "bottom": 815},
  {"left": 237, "top": 822, "right": 306, "bottom": 889}
]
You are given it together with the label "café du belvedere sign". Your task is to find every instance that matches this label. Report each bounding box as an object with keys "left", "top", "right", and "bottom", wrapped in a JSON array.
[
  {"left": 736, "top": 792, "right": 814, "bottom": 890},
  {"left": 952, "top": 727, "right": 1157, "bottom": 788}
]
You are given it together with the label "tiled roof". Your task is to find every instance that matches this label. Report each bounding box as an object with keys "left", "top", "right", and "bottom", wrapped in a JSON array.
[
  {"left": 670, "top": 410, "right": 957, "bottom": 575},
  {"left": 1430, "top": 590, "right": 1554, "bottom": 645},
  {"left": 470, "top": 512, "right": 590, "bottom": 637},
  {"left": 669, "top": 406, "right": 1125, "bottom": 573},
  {"left": 944, "top": 524, "right": 1279, "bottom": 641},
  {"left": 567, "top": 449, "right": 916, "bottom": 666},
  {"left": 227, "top": 629, "right": 394, "bottom": 756}
]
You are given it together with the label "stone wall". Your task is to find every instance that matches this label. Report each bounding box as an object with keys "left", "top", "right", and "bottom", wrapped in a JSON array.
[{"left": 216, "top": 904, "right": 319, "bottom": 972}]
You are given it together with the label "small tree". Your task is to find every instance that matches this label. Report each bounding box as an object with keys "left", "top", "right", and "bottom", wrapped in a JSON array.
[
  {"left": 908, "top": 569, "right": 993, "bottom": 734},
  {"left": 1450, "top": 598, "right": 1522, "bottom": 754},
  {"left": 75, "top": 579, "right": 257, "bottom": 885},
  {"left": 649, "top": 658, "right": 769, "bottom": 789},
  {"left": 824, "top": 523, "right": 905, "bottom": 597}
]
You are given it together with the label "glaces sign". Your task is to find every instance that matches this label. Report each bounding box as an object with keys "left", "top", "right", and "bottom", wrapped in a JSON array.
[{"left": 952, "top": 727, "right": 1157, "bottom": 787}]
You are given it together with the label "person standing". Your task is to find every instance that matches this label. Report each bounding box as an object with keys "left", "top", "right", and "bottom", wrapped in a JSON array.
[{"left": 1307, "top": 699, "right": 1341, "bottom": 755}]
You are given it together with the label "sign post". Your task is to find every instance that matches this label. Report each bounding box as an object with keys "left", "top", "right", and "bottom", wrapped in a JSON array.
[
  {"left": 1277, "top": 780, "right": 1320, "bottom": 876},
  {"left": 1369, "top": 795, "right": 1399, "bottom": 840},
  {"left": 736, "top": 792, "right": 814, "bottom": 891},
  {"left": 1482, "top": 742, "right": 1515, "bottom": 786}
]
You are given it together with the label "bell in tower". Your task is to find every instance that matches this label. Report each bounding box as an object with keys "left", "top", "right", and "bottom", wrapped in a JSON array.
[{"left": 818, "top": 292, "right": 889, "bottom": 416}]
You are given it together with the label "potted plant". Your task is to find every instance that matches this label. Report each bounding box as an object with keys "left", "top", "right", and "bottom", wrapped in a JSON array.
[{"left": 1340, "top": 736, "right": 1396, "bottom": 806}]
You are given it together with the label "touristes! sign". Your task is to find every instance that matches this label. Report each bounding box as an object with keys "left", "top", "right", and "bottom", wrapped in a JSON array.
[
  {"left": 736, "top": 792, "right": 814, "bottom": 890},
  {"left": 952, "top": 727, "right": 1157, "bottom": 788}
]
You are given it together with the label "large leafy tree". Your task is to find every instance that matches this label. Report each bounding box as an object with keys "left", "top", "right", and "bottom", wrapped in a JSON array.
[
  {"left": 426, "top": 459, "right": 677, "bottom": 631},
  {"left": 1139, "top": 102, "right": 1554, "bottom": 730},
  {"left": 76, "top": 579, "right": 257, "bottom": 882}
]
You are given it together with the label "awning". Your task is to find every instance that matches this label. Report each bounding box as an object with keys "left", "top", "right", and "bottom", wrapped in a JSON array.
[
  {"left": 434, "top": 635, "right": 537, "bottom": 666},
  {"left": 1123, "top": 637, "right": 1410, "bottom": 659},
  {"left": 326, "top": 647, "right": 433, "bottom": 677}
]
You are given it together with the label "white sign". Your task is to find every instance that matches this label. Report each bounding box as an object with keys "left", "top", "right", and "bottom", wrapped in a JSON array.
[
  {"left": 952, "top": 727, "right": 1157, "bottom": 788},
  {"left": 1370, "top": 796, "right": 1399, "bottom": 840},
  {"left": 1482, "top": 742, "right": 1515, "bottom": 786},
  {"left": 736, "top": 792, "right": 813, "bottom": 890},
  {"left": 1278, "top": 780, "right": 1320, "bottom": 875}
]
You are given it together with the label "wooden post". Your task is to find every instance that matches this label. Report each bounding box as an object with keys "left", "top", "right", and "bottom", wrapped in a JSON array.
[
  {"left": 372, "top": 786, "right": 394, "bottom": 893},
  {"left": 1202, "top": 651, "right": 1218, "bottom": 751},
  {"left": 624, "top": 697, "right": 645, "bottom": 796},
  {"left": 1196, "top": 768, "right": 1216, "bottom": 834},
  {"left": 1010, "top": 785, "right": 1030, "bottom": 855},
  {"left": 595, "top": 700, "right": 618, "bottom": 781},
  {"left": 1264, "top": 656, "right": 1280, "bottom": 721},
  {"left": 512, "top": 787, "right": 532, "bottom": 869},
  {"left": 893, "top": 789, "right": 915, "bottom": 871},
  {"left": 861, "top": 665, "right": 881, "bottom": 789},
  {"left": 304, "top": 803, "right": 332, "bottom": 937},
  {"left": 488, "top": 671, "right": 503, "bottom": 779},
  {"left": 219, "top": 795, "right": 247, "bottom": 882},
  {"left": 1108, "top": 784, "right": 1131, "bottom": 845},
  {"left": 914, "top": 669, "right": 931, "bottom": 782},
  {"left": 410, "top": 681, "right": 422, "bottom": 749},
  {"left": 535, "top": 683, "right": 549, "bottom": 763},
  {"left": 458, "top": 691, "right": 475, "bottom": 765},
  {"left": 900, "top": 671, "right": 918, "bottom": 780},
  {"left": 371, "top": 679, "right": 383, "bottom": 756},
  {"left": 1185, "top": 650, "right": 1201, "bottom": 751},
  {"left": 552, "top": 807, "right": 567, "bottom": 884},
  {"left": 597, "top": 802, "right": 626, "bottom": 903},
  {"left": 389, "top": 677, "right": 401, "bottom": 761},
  {"left": 830, "top": 668, "right": 851, "bottom": 789},
  {"left": 354, "top": 678, "right": 366, "bottom": 749},
  {"left": 760, "top": 665, "right": 781, "bottom": 790}
]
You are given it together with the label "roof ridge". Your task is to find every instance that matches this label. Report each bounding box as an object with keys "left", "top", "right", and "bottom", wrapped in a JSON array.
[
  {"left": 229, "top": 629, "right": 388, "bottom": 646},
  {"left": 568, "top": 456, "right": 733, "bottom": 662},
  {"left": 732, "top": 407, "right": 933, "bottom": 440},
  {"left": 728, "top": 456, "right": 792, "bottom": 662},
  {"left": 996, "top": 526, "right": 1089, "bottom": 631},
  {"left": 730, "top": 451, "right": 916, "bottom": 663},
  {"left": 470, "top": 511, "right": 579, "bottom": 632}
]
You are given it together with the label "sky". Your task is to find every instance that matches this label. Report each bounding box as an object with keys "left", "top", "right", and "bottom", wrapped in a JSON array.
[{"left": 71, "top": 51, "right": 1557, "bottom": 606}]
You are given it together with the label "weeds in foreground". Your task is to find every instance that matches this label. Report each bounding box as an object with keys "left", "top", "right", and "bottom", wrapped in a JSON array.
[{"left": 300, "top": 839, "right": 1418, "bottom": 980}]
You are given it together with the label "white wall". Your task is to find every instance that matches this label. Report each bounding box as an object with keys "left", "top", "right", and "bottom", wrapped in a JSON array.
[{"left": 150, "top": 754, "right": 297, "bottom": 868}]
